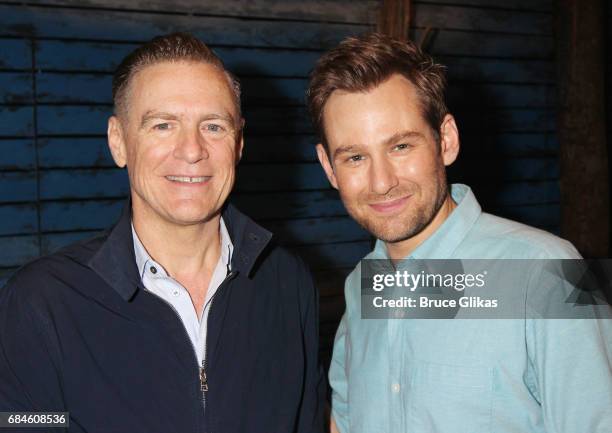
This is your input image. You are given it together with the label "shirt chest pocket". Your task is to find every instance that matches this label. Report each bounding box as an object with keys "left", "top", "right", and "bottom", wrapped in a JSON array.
[{"left": 406, "top": 361, "right": 493, "bottom": 433}]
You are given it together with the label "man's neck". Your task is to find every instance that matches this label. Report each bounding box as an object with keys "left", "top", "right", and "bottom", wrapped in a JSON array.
[
  {"left": 385, "top": 194, "right": 457, "bottom": 262},
  {"left": 131, "top": 201, "right": 222, "bottom": 280}
]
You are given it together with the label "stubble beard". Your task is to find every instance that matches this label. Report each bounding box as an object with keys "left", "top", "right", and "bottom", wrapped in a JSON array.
[{"left": 342, "top": 176, "right": 449, "bottom": 244}]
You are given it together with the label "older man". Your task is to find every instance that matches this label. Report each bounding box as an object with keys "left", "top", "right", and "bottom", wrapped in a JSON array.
[
  {"left": 307, "top": 33, "right": 612, "bottom": 433},
  {"left": 0, "top": 33, "right": 324, "bottom": 433}
]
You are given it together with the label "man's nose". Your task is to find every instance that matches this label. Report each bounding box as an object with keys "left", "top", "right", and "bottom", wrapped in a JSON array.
[
  {"left": 370, "top": 156, "right": 399, "bottom": 195},
  {"left": 173, "top": 127, "right": 209, "bottom": 163}
]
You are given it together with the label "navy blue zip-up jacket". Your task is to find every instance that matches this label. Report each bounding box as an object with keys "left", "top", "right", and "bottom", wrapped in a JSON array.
[{"left": 0, "top": 201, "right": 325, "bottom": 433}]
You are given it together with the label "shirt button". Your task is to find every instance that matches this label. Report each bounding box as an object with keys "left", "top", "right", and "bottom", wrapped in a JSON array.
[
  {"left": 150, "top": 266, "right": 157, "bottom": 274},
  {"left": 391, "top": 383, "right": 400, "bottom": 393},
  {"left": 173, "top": 290, "right": 179, "bottom": 297}
]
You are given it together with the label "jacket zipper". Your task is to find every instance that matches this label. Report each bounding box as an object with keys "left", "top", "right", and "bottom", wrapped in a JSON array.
[
  {"left": 142, "top": 267, "right": 238, "bottom": 433},
  {"left": 141, "top": 290, "right": 204, "bottom": 433},
  {"left": 144, "top": 289, "right": 213, "bottom": 433},
  {"left": 200, "top": 270, "right": 238, "bottom": 414}
]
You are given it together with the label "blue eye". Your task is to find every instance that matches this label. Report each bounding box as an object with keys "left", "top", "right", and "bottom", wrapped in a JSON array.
[
  {"left": 153, "top": 123, "right": 170, "bottom": 130},
  {"left": 205, "top": 124, "right": 224, "bottom": 133}
]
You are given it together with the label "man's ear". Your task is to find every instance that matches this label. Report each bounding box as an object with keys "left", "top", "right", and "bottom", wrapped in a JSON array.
[
  {"left": 439, "top": 114, "right": 460, "bottom": 167},
  {"left": 235, "top": 118, "right": 245, "bottom": 163},
  {"left": 315, "top": 143, "right": 338, "bottom": 190},
  {"left": 107, "top": 116, "right": 128, "bottom": 168}
]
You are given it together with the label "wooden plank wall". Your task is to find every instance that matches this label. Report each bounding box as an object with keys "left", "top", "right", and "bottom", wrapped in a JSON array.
[
  {"left": 0, "top": 0, "right": 557, "bottom": 366},
  {"left": 608, "top": 0, "right": 612, "bottom": 231}
]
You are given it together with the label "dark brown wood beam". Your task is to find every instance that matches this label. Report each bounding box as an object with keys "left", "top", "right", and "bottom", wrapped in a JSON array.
[
  {"left": 555, "top": 0, "right": 609, "bottom": 257},
  {"left": 377, "top": 0, "right": 411, "bottom": 40}
]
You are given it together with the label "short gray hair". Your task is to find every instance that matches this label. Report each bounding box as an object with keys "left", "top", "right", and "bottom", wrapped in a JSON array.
[{"left": 112, "top": 32, "right": 241, "bottom": 122}]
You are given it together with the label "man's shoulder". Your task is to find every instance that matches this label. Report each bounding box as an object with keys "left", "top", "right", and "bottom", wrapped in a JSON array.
[
  {"left": 223, "top": 203, "right": 305, "bottom": 274},
  {"left": 257, "top": 242, "right": 313, "bottom": 279},
  {"left": 1, "top": 231, "right": 110, "bottom": 304},
  {"left": 469, "top": 212, "right": 580, "bottom": 259},
  {"left": 253, "top": 243, "right": 319, "bottom": 321}
]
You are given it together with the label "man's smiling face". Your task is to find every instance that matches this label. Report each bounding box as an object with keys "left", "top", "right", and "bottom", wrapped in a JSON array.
[
  {"left": 317, "top": 74, "right": 457, "bottom": 243},
  {"left": 108, "top": 61, "right": 243, "bottom": 227}
]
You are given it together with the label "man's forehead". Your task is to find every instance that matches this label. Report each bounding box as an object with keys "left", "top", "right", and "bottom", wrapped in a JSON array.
[
  {"left": 323, "top": 76, "right": 427, "bottom": 139},
  {"left": 125, "top": 61, "right": 238, "bottom": 119},
  {"left": 130, "top": 61, "right": 230, "bottom": 94}
]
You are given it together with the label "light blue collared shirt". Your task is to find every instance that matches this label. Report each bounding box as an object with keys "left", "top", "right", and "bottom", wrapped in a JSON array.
[
  {"left": 330, "top": 184, "right": 612, "bottom": 433},
  {"left": 131, "top": 218, "right": 233, "bottom": 366}
]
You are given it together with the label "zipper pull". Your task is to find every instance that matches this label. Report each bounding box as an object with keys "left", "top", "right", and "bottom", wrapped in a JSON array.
[{"left": 200, "top": 364, "right": 209, "bottom": 392}]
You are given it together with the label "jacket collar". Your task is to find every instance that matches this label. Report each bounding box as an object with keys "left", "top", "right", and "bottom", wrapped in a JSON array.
[{"left": 87, "top": 198, "right": 273, "bottom": 301}]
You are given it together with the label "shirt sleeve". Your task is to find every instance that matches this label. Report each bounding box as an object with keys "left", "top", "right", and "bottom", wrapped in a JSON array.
[
  {"left": 527, "top": 317, "right": 612, "bottom": 432},
  {"left": 328, "top": 312, "right": 349, "bottom": 433},
  {"left": 525, "top": 259, "right": 612, "bottom": 432}
]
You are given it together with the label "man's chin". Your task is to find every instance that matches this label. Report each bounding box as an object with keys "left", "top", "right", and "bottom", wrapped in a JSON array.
[
  {"left": 371, "top": 228, "right": 416, "bottom": 244},
  {"left": 164, "top": 206, "right": 219, "bottom": 226},
  {"left": 352, "top": 214, "right": 416, "bottom": 244}
]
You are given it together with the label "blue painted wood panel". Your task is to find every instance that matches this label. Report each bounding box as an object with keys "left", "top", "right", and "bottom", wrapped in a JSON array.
[
  {"left": 0, "top": 106, "right": 33, "bottom": 136},
  {"left": 0, "top": 139, "right": 36, "bottom": 170},
  {"left": 39, "top": 169, "right": 129, "bottom": 199},
  {"left": 0, "top": 5, "right": 370, "bottom": 49},
  {"left": 40, "top": 199, "right": 123, "bottom": 232},
  {"left": 0, "top": 39, "right": 31, "bottom": 69},
  {"left": 0, "top": 204, "right": 38, "bottom": 235},
  {"left": 0, "top": 73, "right": 32, "bottom": 104},
  {"left": 0, "top": 172, "right": 37, "bottom": 202},
  {"left": 0, "top": 235, "right": 39, "bottom": 267},
  {"left": 38, "top": 137, "right": 114, "bottom": 168}
]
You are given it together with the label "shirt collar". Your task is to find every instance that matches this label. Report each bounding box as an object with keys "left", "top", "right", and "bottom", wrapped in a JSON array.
[
  {"left": 371, "top": 183, "right": 481, "bottom": 260},
  {"left": 88, "top": 199, "right": 271, "bottom": 301},
  {"left": 131, "top": 217, "right": 234, "bottom": 280}
]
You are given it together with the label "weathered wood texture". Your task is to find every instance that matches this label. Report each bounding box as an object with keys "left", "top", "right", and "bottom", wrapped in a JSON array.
[
  {"left": 0, "top": 0, "right": 559, "bottom": 366},
  {"left": 608, "top": 2, "right": 612, "bottom": 252},
  {"left": 555, "top": 0, "right": 609, "bottom": 257},
  {"left": 378, "top": 0, "right": 411, "bottom": 39}
]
